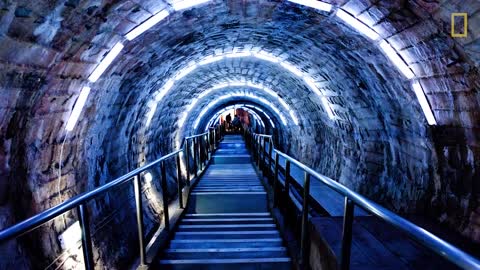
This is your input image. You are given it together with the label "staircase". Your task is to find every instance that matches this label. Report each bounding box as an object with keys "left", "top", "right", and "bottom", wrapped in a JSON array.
[{"left": 156, "top": 135, "right": 292, "bottom": 270}]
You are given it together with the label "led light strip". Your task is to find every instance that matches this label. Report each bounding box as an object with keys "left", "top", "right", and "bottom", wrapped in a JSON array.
[
  {"left": 88, "top": 42, "right": 124, "bottom": 83},
  {"left": 125, "top": 10, "right": 170, "bottom": 41},
  {"left": 65, "top": 87, "right": 91, "bottom": 131},
  {"left": 321, "top": 96, "right": 335, "bottom": 119},
  {"left": 336, "top": 9, "right": 379, "bottom": 40},
  {"left": 412, "top": 81, "right": 436, "bottom": 125},
  {"left": 287, "top": 0, "right": 332, "bottom": 12},
  {"left": 172, "top": 0, "right": 212, "bottom": 11}
]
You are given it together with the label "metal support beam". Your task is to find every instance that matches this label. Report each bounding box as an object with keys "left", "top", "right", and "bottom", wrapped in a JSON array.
[
  {"left": 161, "top": 161, "right": 170, "bottom": 231},
  {"left": 340, "top": 198, "right": 354, "bottom": 270},
  {"left": 301, "top": 172, "right": 311, "bottom": 268},
  {"left": 77, "top": 204, "right": 94, "bottom": 270},
  {"left": 176, "top": 155, "right": 183, "bottom": 209},
  {"left": 133, "top": 175, "right": 146, "bottom": 266}
]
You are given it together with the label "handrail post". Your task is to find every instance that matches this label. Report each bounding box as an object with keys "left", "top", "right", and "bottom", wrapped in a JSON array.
[
  {"left": 133, "top": 175, "right": 146, "bottom": 266},
  {"left": 185, "top": 139, "right": 190, "bottom": 184},
  {"left": 176, "top": 155, "right": 183, "bottom": 209},
  {"left": 285, "top": 160, "right": 291, "bottom": 200},
  {"left": 268, "top": 139, "right": 273, "bottom": 178},
  {"left": 256, "top": 136, "right": 261, "bottom": 167},
  {"left": 161, "top": 161, "right": 170, "bottom": 231},
  {"left": 77, "top": 204, "right": 94, "bottom": 270},
  {"left": 273, "top": 152, "right": 279, "bottom": 208},
  {"left": 252, "top": 135, "right": 258, "bottom": 165},
  {"left": 204, "top": 134, "right": 208, "bottom": 164},
  {"left": 213, "top": 128, "right": 217, "bottom": 149},
  {"left": 301, "top": 172, "right": 311, "bottom": 268},
  {"left": 208, "top": 130, "right": 212, "bottom": 155},
  {"left": 340, "top": 198, "right": 354, "bottom": 270},
  {"left": 252, "top": 135, "right": 257, "bottom": 162},
  {"left": 199, "top": 136, "right": 203, "bottom": 171},
  {"left": 262, "top": 137, "right": 266, "bottom": 174},
  {"left": 193, "top": 138, "right": 198, "bottom": 178}
]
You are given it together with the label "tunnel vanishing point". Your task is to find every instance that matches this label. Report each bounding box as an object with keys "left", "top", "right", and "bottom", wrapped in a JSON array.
[{"left": 0, "top": 0, "right": 479, "bottom": 269}]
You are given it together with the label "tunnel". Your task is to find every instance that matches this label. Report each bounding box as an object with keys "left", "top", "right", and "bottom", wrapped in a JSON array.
[{"left": 0, "top": 0, "right": 479, "bottom": 269}]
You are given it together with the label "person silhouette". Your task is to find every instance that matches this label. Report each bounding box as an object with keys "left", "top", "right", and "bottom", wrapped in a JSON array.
[{"left": 226, "top": 113, "right": 232, "bottom": 130}]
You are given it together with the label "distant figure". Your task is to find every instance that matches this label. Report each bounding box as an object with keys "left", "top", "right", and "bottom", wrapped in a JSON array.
[
  {"left": 232, "top": 115, "right": 241, "bottom": 131},
  {"left": 226, "top": 113, "right": 232, "bottom": 130}
]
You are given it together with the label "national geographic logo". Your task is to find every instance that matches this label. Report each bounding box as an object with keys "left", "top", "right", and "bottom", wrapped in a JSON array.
[{"left": 451, "top": 13, "right": 468, "bottom": 38}]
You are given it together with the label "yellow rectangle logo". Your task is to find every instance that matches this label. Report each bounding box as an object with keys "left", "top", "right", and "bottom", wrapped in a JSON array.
[{"left": 451, "top": 13, "right": 468, "bottom": 38}]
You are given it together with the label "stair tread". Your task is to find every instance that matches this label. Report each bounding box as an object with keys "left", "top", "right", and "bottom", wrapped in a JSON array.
[
  {"left": 179, "top": 224, "right": 276, "bottom": 229},
  {"left": 158, "top": 258, "right": 292, "bottom": 264},
  {"left": 191, "top": 192, "right": 267, "bottom": 195},
  {"left": 185, "top": 213, "right": 270, "bottom": 217},
  {"left": 165, "top": 247, "right": 287, "bottom": 252},
  {"left": 170, "top": 238, "right": 282, "bottom": 243},
  {"left": 175, "top": 231, "right": 279, "bottom": 235},
  {"left": 182, "top": 218, "right": 273, "bottom": 222}
]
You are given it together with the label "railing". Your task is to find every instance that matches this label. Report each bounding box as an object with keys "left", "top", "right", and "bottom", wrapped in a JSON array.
[
  {"left": 246, "top": 131, "right": 480, "bottom": 270},
  {"left": 0, "top": 125, "right": 224, "bottom": 270}
]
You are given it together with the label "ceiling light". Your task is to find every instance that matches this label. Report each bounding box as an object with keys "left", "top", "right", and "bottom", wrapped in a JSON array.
[
  {"left": 288, "top": 0, "right": 332, "bottom": 12},
  {"left": 174, "top": 64, "right": 197, "bottom": 81},
  {"left": 88, "top": 42, "right": 124, "bottom": 83},
  {"left": 290, "top": 111, "right": 299, "bottom": 125},
  {"left": 172, "top": 0, "right": 212, "bottom": 11},
  {"left": 198, "top": 55, "right": 225, "bottom": 66},
  {"left": 321, "top": 97, "right": 335, "bottom": 119},
  {"left": 125, "top": 10, "right": 169, "bottom": 41},
  {"left": 412, "top": 82, "right": 437, "bottom": 125},
  {"left": 155, "top": 79, "right": 175, "bottom": 102},
  {"left": 336, "top": 9, "right": 380, "bottom": 40},
  {"left": 303, "top": 77, "right": 322, "bottom": 96},
  {"left": 229, "top": 82, "right": 246, "bottom": 87},
  {"left": 280, "top": 61, "right": 303, "bottom": 77},
  {"left": 226, "top": 51, "right": 252, "bottom": 58},
  {"left": 252, "top": 51, "right": 280, "bottom": 63},
  {"left": 65, "top": 87, "right": 91, "bottom": 131},
  {"left": 145, "top": 102, "right": 157, "bottom": 127},
  {"left": 379, "top": 41, "right": 415, "bottom": 79}
]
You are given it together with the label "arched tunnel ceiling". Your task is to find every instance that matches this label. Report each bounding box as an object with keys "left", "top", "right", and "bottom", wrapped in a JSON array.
[{"left": 1, "top": 1, "right": 480, "bottom": 266}]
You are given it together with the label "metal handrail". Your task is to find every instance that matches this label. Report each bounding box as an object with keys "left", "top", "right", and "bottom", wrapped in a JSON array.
[
  {"left": 248, "top": 131, "right": 480, "bottom": 270},
  {"left": 0, "top": 149, "right": 182, "bottom": 243},
  {"left": 185, "top": 131, "right": 209, "bottom": 140},
  {"left": 0, "top": 127, "right": 224, "bottom": 270},
  {"left": 255, "top": 134, "right": 272, "bottom": 138}
]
